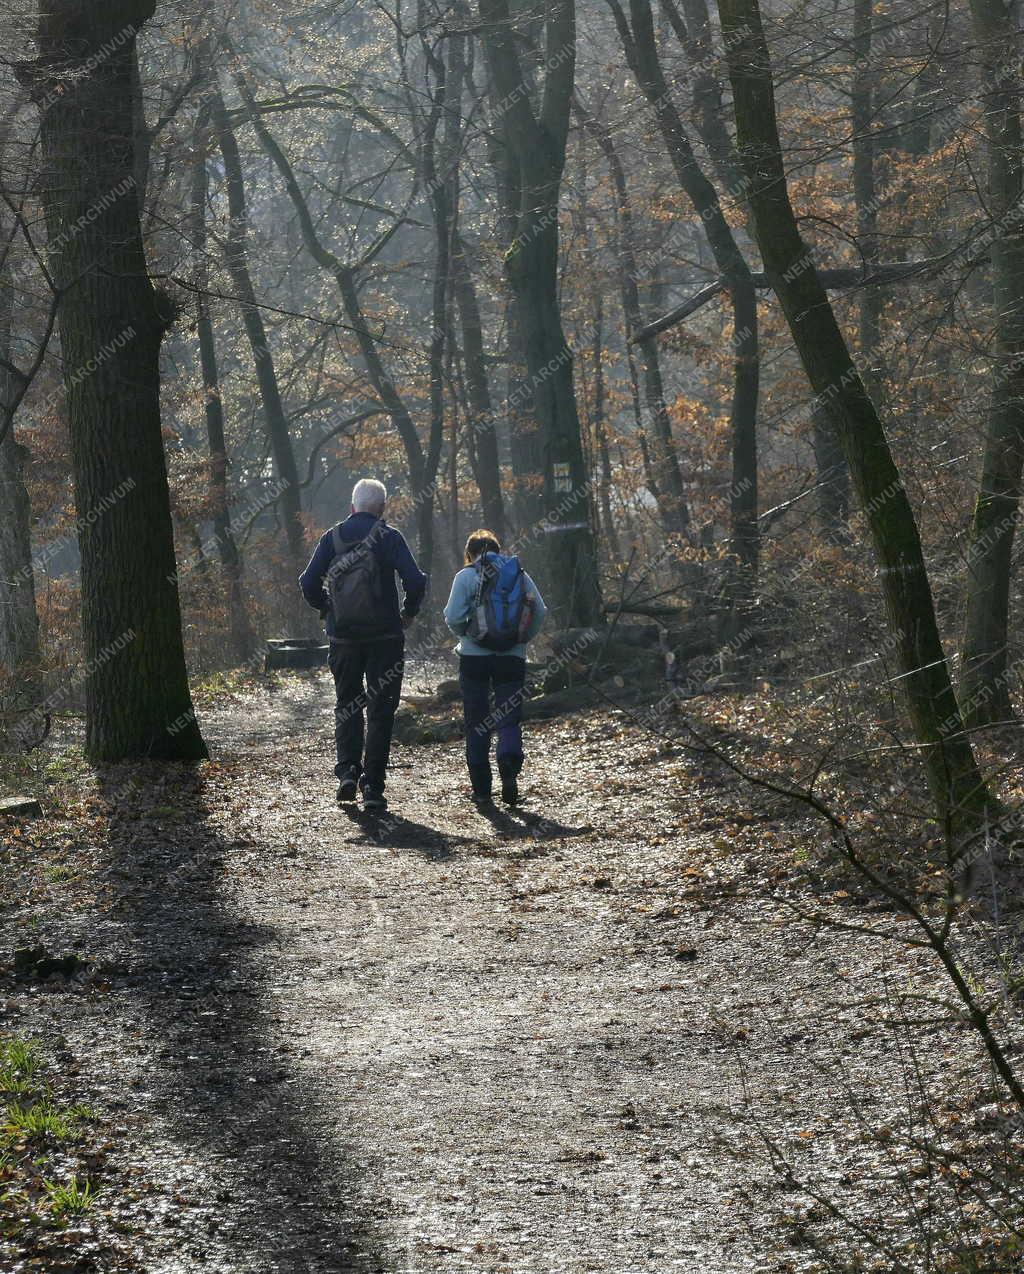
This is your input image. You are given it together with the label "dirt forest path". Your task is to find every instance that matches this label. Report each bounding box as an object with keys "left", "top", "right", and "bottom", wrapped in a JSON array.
[{"left": 7, "top": 669, "right": 979, "bottom": 1273}]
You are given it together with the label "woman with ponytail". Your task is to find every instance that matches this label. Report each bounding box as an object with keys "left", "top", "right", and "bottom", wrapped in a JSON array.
[{"left": 443, "top": 530, "right": 546, "bottom": 806}]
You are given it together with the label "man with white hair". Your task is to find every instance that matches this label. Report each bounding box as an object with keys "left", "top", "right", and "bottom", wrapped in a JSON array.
[{"left": 300, "top": 478, "right": 427, "bottom": 811}]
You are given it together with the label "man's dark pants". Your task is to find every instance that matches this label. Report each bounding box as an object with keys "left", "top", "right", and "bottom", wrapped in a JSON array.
[
  {"left": 458, "top": 654, "right": 526, "bottom": 775},
  {"left": 328, "top": 636, "right": 405, "bottom": 790}
]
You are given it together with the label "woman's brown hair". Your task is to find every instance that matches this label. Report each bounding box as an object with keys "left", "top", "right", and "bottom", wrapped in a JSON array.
[{"left": 464, "top": 529, "right": 501, "bottom": 565}]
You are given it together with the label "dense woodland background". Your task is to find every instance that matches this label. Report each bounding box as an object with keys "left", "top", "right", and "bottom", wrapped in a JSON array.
[{"left": 2, "top": 0, "right": 1023, "bottom": 750}]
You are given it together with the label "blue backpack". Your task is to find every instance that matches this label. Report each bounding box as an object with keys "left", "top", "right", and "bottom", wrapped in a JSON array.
[{"left": 466, "top": 552, "right": 530, "bottom": 651}]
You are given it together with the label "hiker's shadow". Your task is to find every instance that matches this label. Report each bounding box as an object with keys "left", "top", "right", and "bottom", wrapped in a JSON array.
[
  {"left": 338, "top": 804, "right": 587, "bottom": 854},
  {"left": 340, "top": 806, "right": 470, "bottom": 860},
  {"left": 476, "top": 803, "right": 589, "bottom": 841}
]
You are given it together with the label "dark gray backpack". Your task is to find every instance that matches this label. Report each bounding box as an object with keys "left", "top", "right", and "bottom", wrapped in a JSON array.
[{"left": 327, "top": 525, "right": 388, "bottom": 637}]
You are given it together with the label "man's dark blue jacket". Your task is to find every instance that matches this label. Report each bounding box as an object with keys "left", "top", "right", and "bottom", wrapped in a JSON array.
[{"left": 299, "top": 512, "right": 427, "bottom": 640}]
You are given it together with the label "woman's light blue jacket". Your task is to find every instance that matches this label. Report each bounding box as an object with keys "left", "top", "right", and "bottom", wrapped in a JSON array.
[{"left": 443, "top": 564, "right": 547, "bottom": 658}]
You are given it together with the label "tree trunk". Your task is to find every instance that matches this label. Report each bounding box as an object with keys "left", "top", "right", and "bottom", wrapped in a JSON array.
[
  {"left": 190, "top": 94, "right": 254, "bottom": 664},
  {"left": 588, "top": 283, "right": 621, "bottom": 564},
  {"left": 717, "top": 0, "right": 991, "bottom": 835},
  {"left": 672, "top": 0, "right": 855, "bottom": 535},
  {"left": 812, "top": 400, "right": 850, "bottom": 533},
  {"left": 0, "top": 158, "right": 41, "bottom": 709},
  {"left": 17, "top": 0, "right": 205, "bottom": 761},
  {"left": 0, "top": 432, "right": 39, "bottom": 707},
  {"left": 478, "top": 0, "right": 602, "bottom": 627},
  {"left": 578, "top": 98, "right": 690, "bottom": 537},
  {"left": 451, "top": 236, "right": 506, "bottom": 540},
  {"left": 482, "top": 82, "right": 548, "bottom": 537},
  {"left": 448, "top": 402, "right": 460, "bottom": 570},
  {"left": 852, "top": 0, "right": 882, "bottom": 377},
  {"left": 610, "top": 0, "right": 758, "bottom": 626},
  {"left": 596, "top": 411, "right": 621, "bottom": 566},
  {"left": 210, "top": 86, "right": 307, "bottom": 582},
  {"left": 572, "top": 134, "right": 621, "bottom": 565},
  {"left": 959, "top": 0, "right": 1024, "bottom": 730},
  {"left": 419, "top": 12, "right": 464, "bottom": 576},
  {"left": 665, "top": 0, "right": 744, "bottom": 194},
  {"left": 895, "top": 14, "right": 947, "bottom": 157},
  {"left": 0, "top": 282, "right": 41, "bottom": 707}
]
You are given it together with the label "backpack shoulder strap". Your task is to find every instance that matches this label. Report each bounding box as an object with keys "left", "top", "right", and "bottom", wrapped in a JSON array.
[
  {"left": 472, "top": 559, "right": 488, "bottom": 605},
  {"left": 330, "top": 526, "right": 345, "bottom": 557},
  {"left": 359, "top": 521, "right": 387, "bottom": 597},
  {"left": 348, "top": 518, "right": 386, "bottom": 554}
]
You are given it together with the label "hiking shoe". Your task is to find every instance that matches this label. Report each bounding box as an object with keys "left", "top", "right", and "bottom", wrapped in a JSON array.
[
  {"left": 498, "top": 768, "right": 519, "bottom": 807},
  {"left": 360, "top": 780, "right": 388, "bottom": 813},
  {"left": 336, "top": 768, "right": 359, "bottom": 804}
]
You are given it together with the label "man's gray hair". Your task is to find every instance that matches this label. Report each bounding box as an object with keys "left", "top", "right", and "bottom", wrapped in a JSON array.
[{"left": 351, "top": 478, "right": 388, "bottom": 515}]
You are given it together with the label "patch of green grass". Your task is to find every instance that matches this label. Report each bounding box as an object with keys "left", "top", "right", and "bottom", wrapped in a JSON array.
[
  {"left": 194, "top": 668, "right": 240, "bottom": 698},
  {"left": 0, "top": 1039, "right": 41, "bottom": 1096},
  {"left": 42, "top": 750, "right": 88, "bottom": 784},
  {"left": 43, "top": 1174, "right": 98, "bottom": 1217},
  {"left": 44, "top": 864, "right": 76, "bottom": 884},
  {"left": 0, "top": 1045, "right": 91, "bottom": 1141},
  {"left": 3, "top": 1099, "right": 79, "bottom": 1141},
  {"left": 0, "top": 1036, "right": 110, "bottom": 1249},
  {"left": 192, "top": 664, "right": 276, "bottom": 707}
]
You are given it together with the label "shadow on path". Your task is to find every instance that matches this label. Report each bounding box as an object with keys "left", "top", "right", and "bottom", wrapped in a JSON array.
[
  {"left": 476, "top": 803, "right": 592, "bottom": 841},
  {"left": 338, "top": 806, "right": 473, "bottom": 860},
  {"left": 337, "top": 801, "right": 589, "bottom": 854},
  {"left": 97, "top": 762, "right": 383, "bottom": 1274}
]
